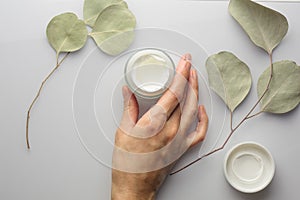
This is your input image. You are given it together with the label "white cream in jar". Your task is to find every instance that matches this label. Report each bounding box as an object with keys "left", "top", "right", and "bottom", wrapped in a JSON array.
[{"left": 125, "top": 48, "right": 175, "bottom": 98}]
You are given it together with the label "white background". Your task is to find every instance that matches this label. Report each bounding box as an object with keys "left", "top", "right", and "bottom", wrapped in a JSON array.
[{"left": 0, "top": 0, "right": 299, "bottom": 199}]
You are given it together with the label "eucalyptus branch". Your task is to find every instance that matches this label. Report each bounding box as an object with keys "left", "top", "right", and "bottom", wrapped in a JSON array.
[
  {"left": 170, "top": 53, "right": 274, "bottom": 175},
  {"left": 246, "top": 110, "right": 264, "bottom": 119},
  {"left": 26, "top": 52, "right": 70, "bottom": 149}
]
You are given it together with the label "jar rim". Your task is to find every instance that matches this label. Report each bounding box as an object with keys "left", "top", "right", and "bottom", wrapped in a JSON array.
[{"left": 124, "top": 48, "right": 175, "bottom": 99}]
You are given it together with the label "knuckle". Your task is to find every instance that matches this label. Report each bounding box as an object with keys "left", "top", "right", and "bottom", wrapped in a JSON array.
[
  {"left": 164, "top": 122, "right": 180, "bottom": 142},
  {"left": 168, "top": 125, "right": 179, "bottom": 138},
  {"left": 202, "top": 114, "right": 209, "bottom": 123},
  {"left": 173, "top": 89, "right": 184, "bottom": 102}
]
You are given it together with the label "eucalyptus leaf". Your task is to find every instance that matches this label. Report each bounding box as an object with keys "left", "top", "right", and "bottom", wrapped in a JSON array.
[
  {"left": 257, "top": 61, "right": 300, "bottom": 113},
  {"left": 46, "top": 12, "right": 88, "bottom": 58},
  {"left": 90, "top": 5, "right": 136, "bottom": 56},
  {"left": 206, "top": 51, "right": 252, "bottom": 112},
  {"left": 229, "top": 0, "right": 288, "bottom": 54},
  {"left": 83, "top": 0, "right": 128, "bottom": 27}
]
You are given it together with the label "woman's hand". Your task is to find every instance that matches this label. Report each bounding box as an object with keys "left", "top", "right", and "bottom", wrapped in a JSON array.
[{"left": 112, "top": 54, "right": 208, "bottom": 200}]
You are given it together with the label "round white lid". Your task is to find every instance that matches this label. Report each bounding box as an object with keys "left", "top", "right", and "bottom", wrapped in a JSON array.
[{"left": 224, "top": 142, "right": 275, "bottom": 193}]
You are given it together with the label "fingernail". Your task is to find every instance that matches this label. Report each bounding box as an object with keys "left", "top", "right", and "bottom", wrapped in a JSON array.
[
  {"left": 184, "top": 53, "right": 192, "bottom": 61},
  {"left": 199, "top": 105, "right": 204, "bottom": 111},
  {"left": 199, "top": 105, "right": 207, "bottom": 116},
  {"left": 177, "top": 53, "right": 192, "bottom": 72}
]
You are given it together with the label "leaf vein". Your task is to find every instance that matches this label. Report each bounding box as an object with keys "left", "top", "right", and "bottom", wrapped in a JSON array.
[{"left": 262, "top": 71, "right": 296, "bottom": 110}]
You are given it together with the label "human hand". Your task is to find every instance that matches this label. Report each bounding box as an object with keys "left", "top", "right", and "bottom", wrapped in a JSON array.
[{"left": 111, "top": 54, "right": 208, "bottom": 200}]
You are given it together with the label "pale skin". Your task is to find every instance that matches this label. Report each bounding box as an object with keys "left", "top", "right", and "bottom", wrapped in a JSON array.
[{"left": 112, "top": 54, "right": 209, "bottom": 200}]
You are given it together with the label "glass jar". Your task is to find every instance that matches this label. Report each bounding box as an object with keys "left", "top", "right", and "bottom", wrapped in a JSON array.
[{"left": 125, "top": 48, "right": 175, "bottom": 99}]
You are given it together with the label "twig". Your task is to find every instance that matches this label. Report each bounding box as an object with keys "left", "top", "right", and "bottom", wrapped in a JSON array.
[
  {"left": 170, "top": 53, "right": 274, "bottom": 175},
  {"left": 230, "top": 111, "right": 233, "bottom": 131},
  {"left": 171, "top": 109, "right": 250, "bottom": 175},
  {"left": 246, "top": 110, "right": 263, "bottom": 119},
  {"left": 26, "top": 52, "right": 70, "bottom": 149}
]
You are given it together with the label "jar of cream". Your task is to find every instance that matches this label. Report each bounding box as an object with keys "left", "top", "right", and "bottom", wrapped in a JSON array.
[{"left": 125, "top": 48, "right": 175, "bottom": 99}]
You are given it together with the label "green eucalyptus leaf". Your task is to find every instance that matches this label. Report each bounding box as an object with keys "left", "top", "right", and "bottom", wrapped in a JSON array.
[
  {"left": 96, "top": 31, "right": 135, "bottom": 56},
  {"left": 46, "top": 12, "right": 88, "bottom": 57},
  {"left": 206, "top": 51, "right": 252, "bottom": 112},
  {"left": 90, "top": 5, "right": 136, "bottom": 56},
  {"left": 83, "top": 0, "right": 128, "bottom": 27},
  {"left": 257, "top": 61, "right": 300, "bottom": 113},
  {"left": 229, "top": 0, "right": 288, "bottom": 54}
]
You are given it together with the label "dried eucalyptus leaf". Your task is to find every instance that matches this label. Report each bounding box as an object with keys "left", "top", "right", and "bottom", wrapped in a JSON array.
[
  {"left": 97, "top": 31, "right": 135, "bottom": 56},
  {"left": 229, "top": 0, "right": 288, "bottom": 54},
  {"left": 83, "top": 0, "right": 128, "bottom": 27},
  {"left": 46, "top": 12, "right": 88, "bottom": 57},
  {"left": 90, "top": 5, "right": 136, "bottom": 56},
  {"left": 206, "top": 51, "right": 252, "bottom": 112},
  {"left": 257, "top": 61, "right": 300, "bottom": 113}
]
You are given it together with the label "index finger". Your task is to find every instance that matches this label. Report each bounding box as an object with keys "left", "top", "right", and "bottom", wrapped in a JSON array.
[{"left": 156, "top": 53, "right": 192, "bottom": 117}]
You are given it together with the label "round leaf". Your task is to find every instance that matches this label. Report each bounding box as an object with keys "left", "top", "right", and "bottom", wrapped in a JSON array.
[
  {"left": 90, "top": 5, "right": 136, "bottom": 56},
  {"left": 258, "top": 61, "right": 300, "bottom": 113},
  {"left": 97, "top": 31, "right": 135, "bottom": 56},
  {"left": 206, "top": 51, "right": 252, "bottom": 112},
  {"left": 83, "top": 0, "right": 128, "bottom": 27},
  {"left": 46, "top": 12, "right": 88, "bottom": 57},
  {"left": 229, "top": 0, "right": 288, "bottom": 54}
]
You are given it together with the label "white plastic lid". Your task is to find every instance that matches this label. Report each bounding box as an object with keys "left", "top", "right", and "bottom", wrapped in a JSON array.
[{"left": 224, "top": 142, "right": 275, "bottom": 193}]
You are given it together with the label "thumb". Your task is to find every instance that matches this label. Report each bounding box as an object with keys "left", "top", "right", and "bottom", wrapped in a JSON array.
[{"left": 121, "top": 86, "right": 139, "bottom": 127}]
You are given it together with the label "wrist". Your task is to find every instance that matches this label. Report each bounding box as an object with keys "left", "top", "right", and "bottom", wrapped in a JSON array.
[
  {"left": 111, "top": 183, "right": 155, "bottom": 200},
  {"left": 111, "top": 170, "right": 156, "bottom": 200}
]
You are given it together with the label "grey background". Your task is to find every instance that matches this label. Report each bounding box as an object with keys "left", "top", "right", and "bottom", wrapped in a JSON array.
[{"left": 0, "top": 0, "right": 299, "bottom": 199}]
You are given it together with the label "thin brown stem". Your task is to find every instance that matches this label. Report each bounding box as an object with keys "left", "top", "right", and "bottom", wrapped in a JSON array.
[
  {"left": 246, "top": 110, "right": 263, "bottom": 119},
  {"left": 170, "top": 110, "right": 247, "bottom": 175},
  {"left": 230, "top": 111, "right": 233, "bottom": 131},
  {"left": 26, "top": 52, "right": 70, "bottom": 149},
  {"left": 170, "top": 53, "right": 274, "bottom": 175}
]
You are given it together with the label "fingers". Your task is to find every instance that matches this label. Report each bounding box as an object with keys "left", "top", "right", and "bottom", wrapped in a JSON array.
[
  {"left": 120, "top": 86, "right": 139, "bottom": 129},
  {"left": 164, "top": 105, "right": 181, "bottom": 140},
  {"left": 156, "top": 53, "right": 192, "bottom": 118},
  {"left": 178, "top": 69, "right": 199, "bottom": 133},
  {"left": 134, "top": 104, "right": 167, "bottom": 138},
  {"left": 187, "top": 105, "right": 208, "bottom": 148},
  {"left": 133, "top": 53, "right": 191, "bottom": 138}
]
